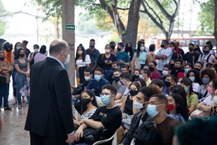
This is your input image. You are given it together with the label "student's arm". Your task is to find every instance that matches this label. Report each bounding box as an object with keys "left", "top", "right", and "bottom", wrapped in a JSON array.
[
  {"left": 82, "top": 119, "right": 104, "bottom": 129},
  {"left": 14, "top": 64, "right": 27, "bottom": 75},
  {"left": 197, "top": 102, "right": 212, "bottom": 112}
]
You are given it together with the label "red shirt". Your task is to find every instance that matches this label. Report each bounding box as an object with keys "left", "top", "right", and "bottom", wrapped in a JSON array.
[{"left": 150, "top": 70, "right": 161, "bottom": 80}]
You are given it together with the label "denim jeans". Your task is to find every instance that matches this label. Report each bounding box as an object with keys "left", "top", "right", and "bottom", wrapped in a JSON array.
[
  {"left": 15, "top": 73, "right": 27, "bottom": 105},
  {"left": 0, "top": 84, "right": 9, "bottom": 108},
  {"left": 12, "top": 68, "right": 17, "bottom": 97}
]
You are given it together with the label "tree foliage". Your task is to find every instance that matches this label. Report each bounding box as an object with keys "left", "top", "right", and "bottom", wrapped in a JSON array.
[
  {"left": 197, "top": 0, "right": 214, "bottom": 35},
  {"left": 0, "top": 0, "right": 7, "bottom": 36}
]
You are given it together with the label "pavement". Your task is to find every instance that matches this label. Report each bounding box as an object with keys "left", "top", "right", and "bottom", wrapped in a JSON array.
[{"left": 0, "top": 103, "right": 29, "bottom": 145}]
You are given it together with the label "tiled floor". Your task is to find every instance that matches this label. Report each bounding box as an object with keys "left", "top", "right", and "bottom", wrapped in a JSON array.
[{"left": 0, "top": 105, "right": 29, "bottom": 145}]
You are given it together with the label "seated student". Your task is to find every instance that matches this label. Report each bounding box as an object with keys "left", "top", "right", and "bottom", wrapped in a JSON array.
[
  {"left": 121, "top": 82, "right": 141, "bottom": 129},
  {"left": 186, "top": 69, "right": 200, "bottom": 93},
  {"left": 120, "top": 72, "right": 132, "bottom": 98},
  {"left": 111, "top": 69, "right": 126, "bottom": 100},
  {"left": 111, "top": 61, "right": 120, "bottom": 70},
  {"left": 86, "top": 67, "right": 109, "bottom": 96},
  {"left": 171, "top": 60, "right": 185, "bottom": 77},
  {"left": 164, "top": 74, "right": 176, "bottom": 95},
  {"left": 194, "top": 80, "right": 217, "bottom": 117},
  {"left": 135, "top": 78, "right": 146, "bottom": 88},
  {"left": 74, "top": 85, "right": 122, "bottom": 145},
  {"left": 140, "top": 68, "right": 152, "bottom": 86},
  {"left": 184, "top": 63, "right": 192, "bottom": 75},
  {"left": 147, "top": 94, "right": 180, "bottom": 145},
  {"left": 161, "top": 64, "right": 171, "bottom": 79},
  {"left": 193, "top": 61, "right": 203, "bottom": 72},
  {"left": 181, "top": 78, "right": 199, "bottom": 114},
  {"left": 131, "top": 69, "right": 140, "bottom": 82},
  {"left": 74, "top": 90, "right": 98, "bottom": 126},
  {"left": 120, "top": 87, "right": 155, "bottom": 145},
  {"left": 167, "top": 94, "right": 189, "bottom": 123},
  {"left": 151, "top": 79, "right": 168, "bottom": 97},
  {"left": 121, "top": 65, "right": 129, "bottom": 73},
  {"left": 148, "top": 61, "right": 161, "bottom": 80},
  {"left": 72, "top": 67, "right": 93, "bottom": 95}
]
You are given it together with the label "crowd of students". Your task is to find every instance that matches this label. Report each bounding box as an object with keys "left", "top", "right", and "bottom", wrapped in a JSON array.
[{"left": 70, "top": 39, "right": 217, "bottom": 145}]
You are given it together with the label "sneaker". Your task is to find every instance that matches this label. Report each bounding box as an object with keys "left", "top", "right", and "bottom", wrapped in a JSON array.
[
  {"left": 18, "top": 105, "right": 22, "bottom": 109},
  {"left": 4, "top": 107, "right": 12, "bottom": 111}
]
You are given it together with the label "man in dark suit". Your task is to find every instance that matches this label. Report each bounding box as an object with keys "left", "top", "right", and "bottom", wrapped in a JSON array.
[{"left": 25, "top": 39, "right": 76, "bottom": 145}]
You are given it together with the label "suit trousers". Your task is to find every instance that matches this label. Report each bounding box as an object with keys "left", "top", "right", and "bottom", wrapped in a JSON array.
[{"left": 30, "top": 132, "right": 68, "bottom": 145}]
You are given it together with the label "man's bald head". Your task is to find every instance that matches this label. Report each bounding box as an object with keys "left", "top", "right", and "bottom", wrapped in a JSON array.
[{"left": 49, "top": 39, "right": 69, "bottom": 56}]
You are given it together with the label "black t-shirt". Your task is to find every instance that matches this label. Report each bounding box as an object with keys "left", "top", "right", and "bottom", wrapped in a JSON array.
[
  {"left": 97, "top": 54, "right": 117, "bottom": 70},
  {"left": 183, "top": 52, "right": 199, "bottom": 66},
  {"left": 124, "top": 95, "right": 133, "bottom": 115},
  {"left": 90, "top": 106, "right": 122, "bottom": 138}
]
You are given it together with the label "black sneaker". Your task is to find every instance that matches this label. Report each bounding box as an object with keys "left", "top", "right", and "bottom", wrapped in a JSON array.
[{"left": 4, "top": 107, "right": 12, "bottom": 111}]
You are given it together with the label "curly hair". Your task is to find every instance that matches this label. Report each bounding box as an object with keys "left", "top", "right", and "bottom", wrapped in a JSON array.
[{"left": 201, "top": 69, "right": 216, "bottom": 81}]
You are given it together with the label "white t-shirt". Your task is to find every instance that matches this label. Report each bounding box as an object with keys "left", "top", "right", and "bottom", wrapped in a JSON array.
[
  {"left": 198, "top": 53, "right": 215, "bottom": 68},
  {"left": 203, "top": 94, "right": 216, "bottom": 106},
  {"left": 156, "top": 47, "right": 173, "bottom": 71},
  {"left": 76, "top": 54, "right": 91, "bottom": 67},
  {"left": 192, "top": 82, "right": 200, "bottom": 93}
]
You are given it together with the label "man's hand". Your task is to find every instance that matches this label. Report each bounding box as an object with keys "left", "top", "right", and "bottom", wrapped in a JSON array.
[
  {"left": 65, "top": 133, "right": 77, "bottom": 144},
  {"left": 161, "top": 55, "right": 167, "bottom": 59}
]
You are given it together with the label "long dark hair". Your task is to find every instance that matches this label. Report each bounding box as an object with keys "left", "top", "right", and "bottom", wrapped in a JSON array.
[
  {"left": 125, "top": 42, "right": 133, "bottom": 53},
  {"left": 181, "top": 78, "right": 194, "bottom": 95},
  {"left": 136, "top": 40, "right": 145, "bottom": 57},
  {"left": 170, "top": 85, "right": 186, "bottom": 99},
  {"left": 186, "top": 69, "right": 200, "bottom": 84},
  {"left": 75, "top": 44, "right": 86, "bottom": 61},
  {"left": 171, "top": 93, "right": 189, "bottom": 121}
]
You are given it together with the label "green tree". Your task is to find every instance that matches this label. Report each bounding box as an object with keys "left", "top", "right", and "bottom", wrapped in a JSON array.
[
  {"left": 198, "top": 0, "right": 214, "bottom": 35},
  {"left": 0, "top": 0, "right": 7, "bottom": 36}
]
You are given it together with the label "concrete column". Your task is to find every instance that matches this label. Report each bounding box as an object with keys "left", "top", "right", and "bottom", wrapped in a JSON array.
[{"left": 62, "top": 0, "right": 75, "bottom": 87}]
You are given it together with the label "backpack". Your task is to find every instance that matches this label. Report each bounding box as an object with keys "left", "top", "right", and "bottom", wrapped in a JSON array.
[
  {"left": 133, "top": 121, "right": 160, "bottom": 145},
  {"left": 30, "top": 52, "right": 38, "bottom": 66}
]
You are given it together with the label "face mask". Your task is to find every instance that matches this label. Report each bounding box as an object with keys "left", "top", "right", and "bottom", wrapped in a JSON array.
[
  {"left": 0, "top": 57, "right": 5, "bottom": 61},
  {"left": 34, "top": 49, "right": 39, "bottom": 53},
  {"left": 194, "top": 68, "right": 201, "bottom": 72},
  {"left": 140, "top": 46, "right": 145, "bottom": 51},
  {"left": 149, "top": 66, "right": 155, "bottom": 72},
  {"left": 94, "top": 74, "right": 102, "bottom": 81},
  {"left": 167, "top": 104, "right": 175, "bottom": 112},
  {"left": 185, "top": 68, "right": 190, "bottom": 74},
  {"left": 177, "top": 82, "right": 181, "bottom": 85},
  {"left": 105, "top": 49, "right": 111, "bottom": 53},
  {"left": 161, "top": 44, "right": 165, "bottom": 48},
  {"left": 90, "top": 45, "right": 94, "bottom": 49},
  {"left": 189, "top": 76, "right": 195, "bottom": 82},
  {"left": 78, "top": 50, "right": 83, "bottom": 55},
  {"left": 81, "top": 98, "right": 92, "bottom": 107},
  {"left": 162, "top": 70, "right": 168, "bottom": 76},
  {"left": 147, "top": 104, "right": 159, "bottom": 118},
  {"left": 203, "top": 50, "right": 209, "bottom": 54},
  {"left": 184, "top": 87, "right": 189, "bottom": 93},
  {"left": 202, "top": 77, "right": 210, "bottom": 84},
  {"left": 139, "top": 75, "right": 144, "bottom": 79},
  {"left": 213, "top": 96, "right": 217, "bottom": 105},
  {"left": 74, "top": 98, "right": 87, "bottom": 114},
  {"left": 117, "top": 48, "right": 122, "bottom": 51},
  {"left": 19, "top": 54, "right": 25, "bottom": 57},
  {"left": 133, "top": 101, "right": 144, "bottom": 110},
  {"left": 101, "top": 95, "right": 111, "bottom": 106},
  {"left": 129, "top": 90, "right": 138, "bottom": 96},
  {"left": 207, "top": 86, "right": 213, "bottom": 94},
  {"left": 189, "top": 48, "right": 193, "bottom": 52},
  {"left": 16, "top": 46, "right": 22, "bottom": 50},
  {"left": 64, "top": 54, "right": 70, "bottom": 65},
  {"left": 164, "top": 81, "right": 171, "bottom": 87},
  {"left": 84, "top": 76, "right": 91, "bottom": 81},
  {"left": 113, "top": 76, "right": 120, "bottom": 82}
]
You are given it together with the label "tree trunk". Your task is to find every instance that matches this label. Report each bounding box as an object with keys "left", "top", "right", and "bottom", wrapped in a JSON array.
[
  {"left": 214, "top": 0, "right": 217, "bottom": 47},
  {"left": 124, "top": 0, "right": 142, "bottom": 47}
]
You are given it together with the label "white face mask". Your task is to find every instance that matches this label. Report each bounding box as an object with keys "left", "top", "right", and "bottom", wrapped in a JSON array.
[
  {"left": 133, "top": 101, "right": 144, "bottom": 110},
  {"left": 162, "top": 70, "right": 168, "bottom": 76},
  {"left": 213, "top": 96, "right": 217, "bottom": 105},
  {"left": 140, "top": 46, "right": 145, "bottom": 51},
  {"left": 64, "top": 54, "right": 70, "bottom": 65},
  {"left": 105, "top": 49, "right": 111, "bottom": 53}
]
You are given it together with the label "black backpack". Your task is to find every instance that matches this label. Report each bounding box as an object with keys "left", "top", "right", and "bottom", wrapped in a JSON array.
[
  {"left": 133, "top": 121, "right": 160, "bottom": 145},
  {"left": 30, "top": 52, "right": 38, "bottom": 66}
]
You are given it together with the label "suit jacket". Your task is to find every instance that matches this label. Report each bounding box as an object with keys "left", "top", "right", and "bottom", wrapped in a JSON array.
[{"left": 25, "top": 57, "right": 74, "bottom": 138}]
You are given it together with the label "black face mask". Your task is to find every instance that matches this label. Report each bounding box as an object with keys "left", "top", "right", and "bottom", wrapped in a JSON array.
[
  {"left": 74, "top": 98, "right": 87, "bottom": 114},
  {"left": 164, "top": 81, "right": 171, "bottom": 88},
  {"left": 113, "top": 76, "right": 120, "bottom": 82},
  {"left": 189, "top": 48, "right": 194, "bottom": 52},
  {"left": 81, "top": 98, "right": 92, "bottom": 107},
  {"left": 129, "top": 90, "right": 139, "bottom": 96},
  {"left": 203, "top": 50, "right": 209, "bottom": 54},
  {"left": 90, "top": 45, "right": 95, "bottom": 49},
  {"left": 161, "top": 44, "right": 165, "bottom": 48},
  {"left": 149, "top": 66, "right": 155, "bottom": 72},
  {"left": 19, "top": 54, "right": 25, "bottom": 57},
  {"left": 132, "top": 75, "right": 140, "bottom": 81},
  {"left": 0, "top": 57, "right": 5, "bottom": 61},
  {"left": 117, "top": 48, "right": 122, "bottom": 51},
  {"left": 194, "top": 68, "right": 201, "bottom": 72}
]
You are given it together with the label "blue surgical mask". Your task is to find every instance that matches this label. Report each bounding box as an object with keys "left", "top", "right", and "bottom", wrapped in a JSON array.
[
  {"left": 94, "top": 74, "right": 102, "bottom": 81},
  {"left": 147, "top": 104, "right": 159, "bottom": 118},
  {"left": 202, "top": 77, "right": 210, "bottom": 84},
  {"left": 139, "top": 75, "right": 144, "bottom": 79},
  {"left": 189, "top": 76, "right": 195, "bottom": 82},
  {"left": 133, "top": 101, "right": 144, "bottom": 110},
  {"left": 185, "top": 68, "right": 190, "bottom": 74},
  {"left": 100, "top": 95, "right": 110, "bottom": 106}
]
